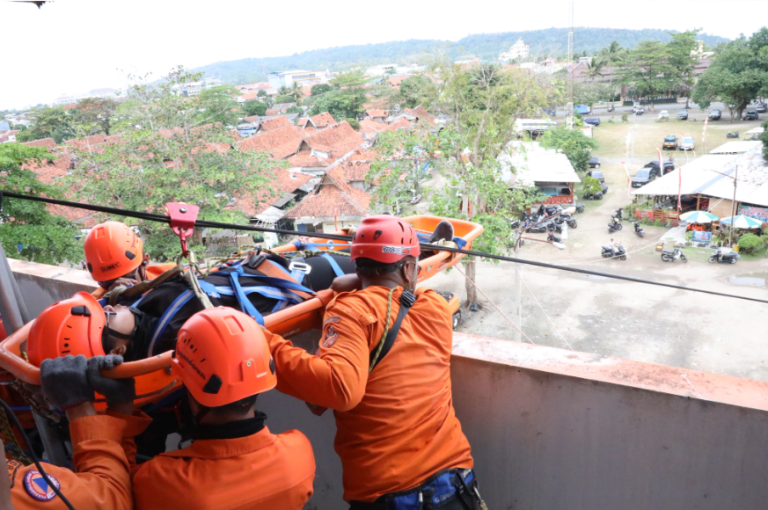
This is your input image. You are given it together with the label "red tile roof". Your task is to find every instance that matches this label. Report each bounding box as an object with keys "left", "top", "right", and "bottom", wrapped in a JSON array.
[
  {"left": 232, "top": 167, "right": 314, "bottom": 217},
  {"left": 265, "top": 109, "right": 279, "bottom": 116},
  {"left": 365, "top": 108, "right": 387, "bottom": 119},
  {"left": 404, "top": 105, "right": 439, "bottom": 125},
  {"left": 240, "top": 92, "right": 258, "bottom": 101},
  {"left": 303, "top": 112, "right": 336, "bottom": 129},
  {"left": 244, "top": 115, "right": 260, "bottom": 124},
  {"left": 286, "top": 165, "right": 370, "bottom": 219},
  {"left": 301, "top": 121, "right": 365, "bottom": 157},
  {"left": 238, "top": 125, "right": 302, "bottom": 159},
  {"left": 347, "top": 148, "right": 379, "bottom": 162},
  {"left": 287, "top": 152, "right": 329, "bottom": 168},
  {"left": 22, "top": 138, "right": 57, "bottom": 149},
  {"left": 259, "top": 116, "right": 292, "bottom": 132},
  {"left": 341, "top": 160, "right": 371, "bottom": 182},
  {"left": 387, "top": 75, "right": 411, "bottom": 86},
  {"left": 358, "top": 119, "right": 385, "bottom": 136},
  {"left": 379, "top": 117, "right": 412, "bottom": 133},
  {"left": 65, "top": 134, "right": 110, "bottom": 151}
]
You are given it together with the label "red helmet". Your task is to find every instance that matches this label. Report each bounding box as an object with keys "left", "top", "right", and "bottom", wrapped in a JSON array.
[
  {"left": 351, "top": 215, "right": 421, "bottom": 264},
  {"left": 173, "top": 308, "right": 276, "bottom": 408},
  {"left": 84, "top": 222, "right": 144, "bottom": 282},
  {"left": 28, "top": 292, "right": 105, "bottom": 367}
]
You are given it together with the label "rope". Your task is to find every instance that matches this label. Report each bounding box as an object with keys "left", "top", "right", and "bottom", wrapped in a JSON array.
[
  {"left": 0, "top": 404, "right": 32, "bottom": 465},
  {"left": 369, "top": 287, "right": 396, "bottom": 372},
  {"left": 3, "top": 191, "right": 768, "bottom": 305},
  {"left": 454, "top": 263, "right": 535, "bottom": 344}
]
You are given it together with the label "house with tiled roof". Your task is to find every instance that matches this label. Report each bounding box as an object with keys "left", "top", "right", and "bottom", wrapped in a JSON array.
[
  {"left": 364, "top": 109, "right": 388, "bottom": 123},
  {"left": 340, "top": 160, "right": 371, "bottom": 190},
  {"left": 358, "top": 119, "right": 385, "bottom": 141},
  {"left": 0, "top": 130, "right": 20, "bottom": 144},
  {"left": 255, "top": 116, "right": 292, "bottom": 133},
  {"left": 22, "top": 138, "right": 57, "bottom": 149},
  {"left": 265, "top": 109, "right": 279, "bottom": 116},
  {"left": 230, "top": 167, "right": 314, "bottom": 229},
  {"left": 288, "top": 121, "right": 366, "bottom": 175},
  {"left": 403, "top": 105, "right": 439, "bottom": 126},
  {"left": 298, "top": 112, "right": 336, "bottom": 131},
  {"left": 238, "top": 125, "right": 303, "bottom": 160},
  {"left": 285, "top": 165, "right": 370, "bottom": 232},
  {"left": 379, "top": 117, "right": 412, "bottom": 134}
]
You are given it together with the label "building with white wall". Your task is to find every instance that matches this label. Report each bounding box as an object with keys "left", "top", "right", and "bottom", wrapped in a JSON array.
[{"left": 499, "top": 37, "right": 531, "bottom": 62}]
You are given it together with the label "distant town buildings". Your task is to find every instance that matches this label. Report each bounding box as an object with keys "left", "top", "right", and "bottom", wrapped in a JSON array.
[
  {"left": 268, "top": 70, "right": 329, "bottom": 89},
  {"left": 499, "top": 37, "right": 531, "bottom": 62},
  {"left": 171, "top": 77, "right": 222, "bottom": 97}
]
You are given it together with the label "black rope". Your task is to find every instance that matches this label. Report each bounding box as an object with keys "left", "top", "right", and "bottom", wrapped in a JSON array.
[{"left": 2, "top": 190, "right": 768, "bottom": 305}]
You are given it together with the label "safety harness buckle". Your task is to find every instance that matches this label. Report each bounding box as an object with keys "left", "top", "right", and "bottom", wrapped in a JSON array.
[
  {"left": 288, "top": 262, "right": 312, "bottom": 275},
  {"left": 165, "top": 202, "right": 200, "bottom": 255}
]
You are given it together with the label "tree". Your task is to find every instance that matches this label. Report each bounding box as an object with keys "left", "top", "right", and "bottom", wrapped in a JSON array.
[
  {"left": 257, "top": 90, "right": 267, "bottom": 98},
  {"left": 618, "top": 41, "right": 675, "bottom": 111},
  {"left": 573, "top": 81, "right": 614, "bottom": 106},
  {"left": 692, "top": 34, "right": 768, "bottom": 122},
  {"left": 242, "top": 100, "right": 268, "bottom": 117},
  {"left": 71, "top": 97, "right": 119, "bottom": 135},
  {"left": 0, "top": 143, "right": 82, "bottom": 265},
  {"left": 289, "top": 82, "right": 305, "bottom": 105},
  {"left": 196, "top": 85, "right": 240, "bottom": 126},
  {"left": 310, "top": 83, "right": 331, "bottom": 96},
  {"left": 274, "top": 94, "right": 295, "bottom": 104},
  {"left": 399, "top": 76, "right": 433, "bottom": 108},
  {"left": 759, "top": 118, "right": 768, "bottom": 160},
  {"left": 540, "top": 125, "right": 599, "bottom": 173},
  {"left": 584, "top": 59, "right": 604, "bottom": 81},
  {"left": 15, "top": 106, "right": 75, "bottom": 143},
  {"left": 666, "top": 29, "right": 701, "bottom": 108},
  {"left": 307, "top": 69, "right": 369, "bottom": 120},
  {"left": 286, "top": 106, "right": 302, "bottom": 114},
  {"left": 595, "top": 41, "right": 627, "bottom": 67},
  {"left": 65, "top": 68, "right": 277, "bottom": 259}
]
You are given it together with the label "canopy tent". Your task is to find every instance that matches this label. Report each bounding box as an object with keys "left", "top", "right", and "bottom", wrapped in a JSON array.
[
  {"left": 709, "top": 141, "right": 762, "bottom": 155},
  {"left": 720, "top": 214, "right": 764, "bottom": 229},
  {"left": 680, "top": 210, "right": 719, "bottom": 224},
  {"left": 498, "top": 142, "right": 581, "bottom": 187}
]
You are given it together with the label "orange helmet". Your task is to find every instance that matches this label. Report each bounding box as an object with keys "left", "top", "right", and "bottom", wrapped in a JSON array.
[
  {"left": 173, "top": 308, "right": 276, "bottom": 408},
  {"left": 351, "top": 215, "right": 421, "bottom": 264},
  {"left": 84, "top": 222, "right": 144, "bottom": 282},
  {"left": 28, "top": 292, "right": 105, "bottom": 367}
]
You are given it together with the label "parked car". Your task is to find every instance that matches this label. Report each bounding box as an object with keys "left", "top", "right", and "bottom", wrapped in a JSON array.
[
  {"left": 588, "top": 156, "right": 601, "bottom": 168},
  {"left": 644, "top": 160, "right": 675, "bottom": 177},
  {"left": 631, "top": 168, "right": 654, "bottom": 187},
  {"left": 587, "top": 169, "right": 605, "bottom": 184},
  {"left": 633, "top": 106, "right": 645, "bottom": 115},
  {"left": 679, "top": 136, "right": 695, "bottom": 151},
  {"left": 663, "top": 135, "right": 678, "bottom": 150},
  {"left": 677, "top": 109, "right": 688, "bottom": 120},
  {"left": 757, "top": 103, "right": 768, "bottom": 113},
  {"left": 709, "top": 109, "right": 721, "bottom": 120},
  {"left": 584, "top": 117, "right": 601, "bottom": 126},
  {"left": 743, "top": 110, "right": 759, "bottom": 120},
  {"left": 658, "top": 110, "right": 669, "bottom": 120}
]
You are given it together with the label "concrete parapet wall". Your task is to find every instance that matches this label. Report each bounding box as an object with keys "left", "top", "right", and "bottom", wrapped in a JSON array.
[{"left": 8, "top": 259, "right": 96, "bottom": 317}]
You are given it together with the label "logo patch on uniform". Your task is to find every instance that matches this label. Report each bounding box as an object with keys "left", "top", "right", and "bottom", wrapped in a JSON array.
[
  {"left": 323, "top": 316, "right": 341, "bottom": 327},
  {"left": 322, "top": 325, "right": 339, "bottom": 348},
  {"left": 7, "top": 459, "right": 20, "bottom": 488},
  {"left": 24, "top": 470, "right": 59, "bottom": 501},
  {"left": 382, "top": 246, "right": 411, "bottom": 255}
]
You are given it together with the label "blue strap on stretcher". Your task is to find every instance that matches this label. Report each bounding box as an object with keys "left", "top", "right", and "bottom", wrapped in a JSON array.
[
  {"left": 292, "top": 240, "right": 349, "bottom": 250},
  {"left": 146, "top": 289, "right": 195, "bottom": 358},
  {"left": 320, "top": 253, "right": 345, "bottom": 277}
]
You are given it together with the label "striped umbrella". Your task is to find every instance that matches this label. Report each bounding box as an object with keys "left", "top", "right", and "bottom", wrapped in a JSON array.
[
  {"left": 720, "top": 215, "right": 764, "bottom": 229},
  {"left": 680, "top": 210, "right": 719, "bottom": 224}
]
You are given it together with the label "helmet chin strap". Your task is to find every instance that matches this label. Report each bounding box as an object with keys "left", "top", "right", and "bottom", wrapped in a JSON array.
[{"left": 407, "top": 259, "right": 419, "bottom": 293}]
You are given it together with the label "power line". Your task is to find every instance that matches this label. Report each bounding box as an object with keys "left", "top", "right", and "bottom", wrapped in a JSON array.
[{"left": 2, "top": 190, "right": 767, "bottom": 305}]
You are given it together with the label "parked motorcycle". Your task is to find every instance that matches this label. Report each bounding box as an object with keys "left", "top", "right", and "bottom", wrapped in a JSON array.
[
  {"left": 547, "top": 232, "right": 561, "bottom": 243},
  {"left": 708, "top": 248, "right": 740, "bottom": 264},
  {"left": 574, "top": 204, "right": 585, "bottom": 213},
  {"left": 601, "top": 244, "right": 627, "bottom": 260},
  {"left": 661, "top": 247, "right": 687, "bottom": 263},
  {"left": 607, "top": 105, "right": 615, "bottom": 112},
  {"left": 726, "top": 131, "right": 739, "bottom": 139},
  {"left": 527, "top": 223, "right": 548, "bottom": 234},
  {"left": 547, "top": 221, "right": 564, "bottom": 234},
  {"left": 612, "top": 208, "right": 624, "bottom": 221},
  {"left": 608, "top": 217, "right": 623, "bottom": 233},
  {"left": 584, "top": 190, "right": 604, "bottom": 200},
  {"left": 634, "top": 221, "right": 645, "bottom": 238}
]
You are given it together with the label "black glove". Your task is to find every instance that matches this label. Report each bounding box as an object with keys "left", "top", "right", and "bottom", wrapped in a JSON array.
[
  {"left": 40, "top": 355, "right": 93, "bottom": 410},
  {"left": 86, "top": 355, "right": 136, "bottom": 406}
]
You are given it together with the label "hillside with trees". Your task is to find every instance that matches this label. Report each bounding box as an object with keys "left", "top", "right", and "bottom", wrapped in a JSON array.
[{"left": 193, "top": 28, "right": 729, "bottom": 84}]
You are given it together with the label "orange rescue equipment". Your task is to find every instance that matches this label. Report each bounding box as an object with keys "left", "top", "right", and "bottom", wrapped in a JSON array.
[
  {"left": 84, "top": 221, "right": 144, "bottom": 282},
  {"left": 351, "top": 215, "right": 421, "bottom": 263}
]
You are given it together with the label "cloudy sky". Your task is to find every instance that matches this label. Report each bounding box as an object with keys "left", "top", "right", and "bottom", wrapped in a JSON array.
[{"left": 0, "top": 0, "right": 764, "bottom": 110}]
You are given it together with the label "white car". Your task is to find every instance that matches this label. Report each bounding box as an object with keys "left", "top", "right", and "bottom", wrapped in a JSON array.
[
  {"left": 680, "top": 136, "right": 695, "bottom": 151},
  {"left": 658, "top": 110, "right": 669, "bottom": 120}
]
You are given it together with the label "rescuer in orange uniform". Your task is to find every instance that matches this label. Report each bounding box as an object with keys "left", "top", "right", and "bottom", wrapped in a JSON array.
[
  {"left": 84, "top": 221, "right": 174, "bottom": 297},
  {"left": 130, "top": 307, "right": 315, "bottom": 510},
  {"left": 265, "top": 215, "right": 486, "bottom": 509}
]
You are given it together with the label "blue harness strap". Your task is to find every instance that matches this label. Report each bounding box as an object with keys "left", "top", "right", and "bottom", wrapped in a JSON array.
[
  {"left": 292, "top": 240, "right": 349, "bottom": 250},
  {"left": 146, "top": 289, "right": 195, "bottom": 358},
  {"left": 320, "top": 253, "right": 345, "bottom": 277}
]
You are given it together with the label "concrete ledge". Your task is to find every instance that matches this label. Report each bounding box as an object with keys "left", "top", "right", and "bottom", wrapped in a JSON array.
[{"left": 8, "top": 258, "right": 96, "bottom": 316}]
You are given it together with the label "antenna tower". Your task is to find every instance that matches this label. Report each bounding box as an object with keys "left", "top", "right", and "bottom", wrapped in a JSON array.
[{"left": 566, "top": 0, "right": 574, "bottom": 130}]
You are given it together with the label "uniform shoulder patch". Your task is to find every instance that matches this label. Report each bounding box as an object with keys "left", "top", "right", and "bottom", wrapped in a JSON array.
[
  {"left": 322, "top": 325, "right": 339, "bottom": 348},
  {"left": 323, "top": 316, "right": 341, "bottom": 327},
  {"left": 7, "top": 459, "right": 20, "bottom": 488},
  {"left": 24, "top": 470, "right": 59, "bottom": 501}
]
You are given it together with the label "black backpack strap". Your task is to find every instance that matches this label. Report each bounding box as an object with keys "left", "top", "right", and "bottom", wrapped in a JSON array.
[{"left": 369, "top": 290, "right": 417, "bottom": 372}]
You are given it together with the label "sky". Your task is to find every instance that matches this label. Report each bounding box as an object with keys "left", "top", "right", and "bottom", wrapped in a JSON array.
[{"left": 1, "top": 0, "right": 765, "bottom": 110}]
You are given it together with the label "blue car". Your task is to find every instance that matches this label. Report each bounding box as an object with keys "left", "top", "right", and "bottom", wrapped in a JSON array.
[{"left": 575, "top": 105, "right": 591, "bottom": 115}]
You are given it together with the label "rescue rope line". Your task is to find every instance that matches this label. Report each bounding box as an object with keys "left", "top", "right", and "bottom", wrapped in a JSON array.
[
  {"left": 2, "top": 191, "right": 768, "bottom": 305},
  {"left": 369, "top": 288, "right": 396, "bottom": 372},
  {"left": 453, "top": 264, "right": 535, "bottom": 344}
]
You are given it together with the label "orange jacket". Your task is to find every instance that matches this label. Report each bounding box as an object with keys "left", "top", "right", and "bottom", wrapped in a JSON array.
[
  {"left": 7, "top": 414, "right": 146, "bottom": 510},
  {"left": 131, "top": 425, "right": 315, "bottom": 510},
  {"left": 266, "top": 285, "right": 474, "bottom": 502}
]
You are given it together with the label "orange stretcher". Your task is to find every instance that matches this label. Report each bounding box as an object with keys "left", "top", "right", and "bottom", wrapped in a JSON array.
[
  {"left": 0, "top": 215, "right": 482, "bottom": 408},
  {"left": 271, "top": 215, "right": 483, "bottom": 283}
]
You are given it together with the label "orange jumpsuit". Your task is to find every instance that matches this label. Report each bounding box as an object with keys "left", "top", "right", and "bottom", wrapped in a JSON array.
[
  {"left": 266, "top": 286, "right": 474, "bottom": 503},
  {"left": 7, "top": 413, "right": 147, "bottom": 510},
  {"left": 131, "top": 425, "right": 315, "bottom": 510}
]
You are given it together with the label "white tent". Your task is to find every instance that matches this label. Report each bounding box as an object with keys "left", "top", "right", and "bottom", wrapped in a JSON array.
[{"left": 498, "top": 142, "right": 581, "bottom": 187}]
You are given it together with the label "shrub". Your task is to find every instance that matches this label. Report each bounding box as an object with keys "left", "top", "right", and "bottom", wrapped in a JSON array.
[
  {"left": 582, "top": 176, "right": 602, "bottom": 194},
  {"left": 621, "top": 114, "right": 628, "bottom": 122},
  {"left": 346, "top": 118, "right": 361, "bottom": 130},
  {"left": 737, "top": 233, "right": 764, "bottom": 254},
  {"left": 685, "top": 231, "right": 693, "bottom": 241},
  {"left": 653, "top": 220, "right": 663, "bottom": 227}
]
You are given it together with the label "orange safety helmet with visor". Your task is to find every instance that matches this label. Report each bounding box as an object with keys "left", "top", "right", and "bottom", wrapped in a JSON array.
[
  {"left": 172, "top": 308, "right": 277, "bottom": 408},
  {"left": 351, "top": 215, "right": 421, "bottom": 264},
  {"left": 84, "top": 222, "right": 144, "bottom": 287}
]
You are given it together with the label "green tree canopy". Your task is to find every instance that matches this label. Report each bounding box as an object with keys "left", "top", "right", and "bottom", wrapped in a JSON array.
[
  {"left": 242, "top": 100, "right": 268, "bottom": 117},
  {"left": 0, "top": 143, "right": 82, "bottom": 264},
  {"left": 274, "top": 94, "right": 295, "bottom": 104},
  {"left": 618, "top": 40, "right": 675, "bottom": 110},
  {"left": 15, "top": 106, "right": 75, "bottom": 144},
  {"left": 310, "top": 83, "right": 332, "bottom": 96},
  {"left": 195, "top": 85, "right": 240, "bottom": 126},
  {"left": 540, "top": 125, "right": 599, "bottom": 173},
  {"left": 666, "top": 29, "right": 701, "bottom": 108},
  {"left": 398, "top": 76, "right": 433, "bottom": 108},
  {"left": 71, "top": 97, "right": 120, "bottom": 135}
]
